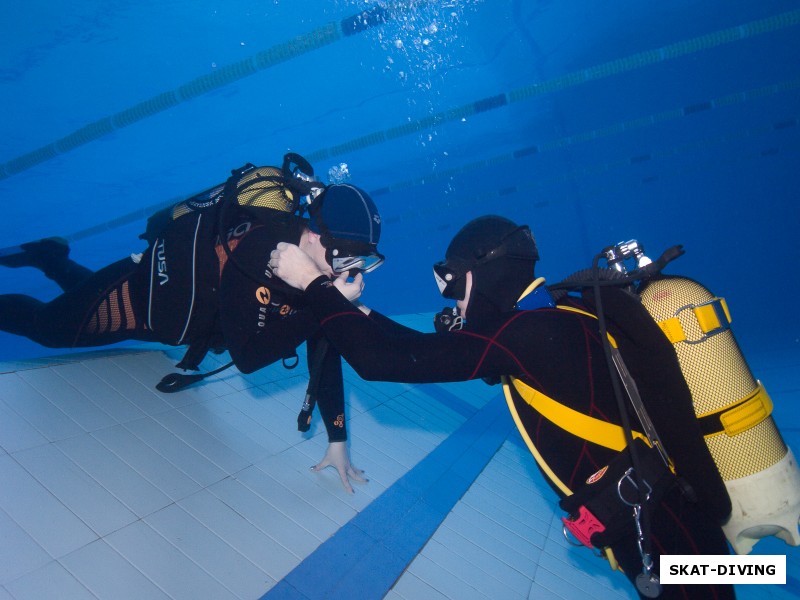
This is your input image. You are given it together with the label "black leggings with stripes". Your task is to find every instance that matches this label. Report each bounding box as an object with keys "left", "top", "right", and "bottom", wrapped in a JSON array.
[{"left": 0, "top": 256, "right": 155, "bottom": 349}]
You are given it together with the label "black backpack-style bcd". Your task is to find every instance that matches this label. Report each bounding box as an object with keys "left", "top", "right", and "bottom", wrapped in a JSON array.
[{"left": 139, "top": 154, "right": 321, "bottom": 391}]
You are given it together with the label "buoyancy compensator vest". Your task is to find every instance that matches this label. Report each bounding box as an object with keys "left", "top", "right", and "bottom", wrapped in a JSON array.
[
  {"left": 544, "top": 240, "right": 800, "bottom": 556},
  {"left": 140, "top": 154, "right": 323, "bottom": 390}
]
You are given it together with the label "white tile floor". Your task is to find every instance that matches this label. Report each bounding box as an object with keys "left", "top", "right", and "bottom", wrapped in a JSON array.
[{"left": 0, "top": 314, "right": 798, "bottom": 600}]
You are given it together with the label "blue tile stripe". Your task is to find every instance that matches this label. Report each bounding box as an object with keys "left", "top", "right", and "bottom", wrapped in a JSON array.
[
  {"left": 415, "top": 383, "right": 478, "bottom": 418},
  {"left": 260, "top": 391, "right": 513, "bottom": 600}
]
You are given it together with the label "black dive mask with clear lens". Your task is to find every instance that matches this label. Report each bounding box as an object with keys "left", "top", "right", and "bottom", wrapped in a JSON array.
[
  {"left": 433, "top": 225, "right": 536, "bottom": 300},
  {"left": 325, "top": 237, "right": 385, "bottom": 276},
  {"left": 331, "top": 252, "right": 385, "bottom": 275},
  {"left": 433, "top": 260, "right": 468, "bottom": 300}
]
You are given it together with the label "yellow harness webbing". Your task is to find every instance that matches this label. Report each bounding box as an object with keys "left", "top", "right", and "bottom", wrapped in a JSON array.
[
  {"left": 502, "top": 377, "right": 623, "bottom": 571},
  {"left": 511, "top": 302, "right": 647, "bottom": 451},
  {"left": 510, "top": 377, "right": 647, "bottom": 451},
  {"left": 505, "top": 281, "right": 638, "bottom": 570}
]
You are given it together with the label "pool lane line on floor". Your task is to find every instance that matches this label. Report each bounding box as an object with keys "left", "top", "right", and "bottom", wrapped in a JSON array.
[{"left": 260, "top": 390, "right": 513, "bottom": 600}]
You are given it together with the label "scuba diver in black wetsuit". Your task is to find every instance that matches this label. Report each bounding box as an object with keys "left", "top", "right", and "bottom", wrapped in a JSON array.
[
  {"left": 0, "top": 157, "right": 385, "bottom": 493},
  {"left": 270, "top": 215, "right": 735, "bottom": 599}
]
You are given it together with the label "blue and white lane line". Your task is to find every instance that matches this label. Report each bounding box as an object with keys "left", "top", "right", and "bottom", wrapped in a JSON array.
[{"left": 261, "top": 390, "right": 513, "bottom": 600}]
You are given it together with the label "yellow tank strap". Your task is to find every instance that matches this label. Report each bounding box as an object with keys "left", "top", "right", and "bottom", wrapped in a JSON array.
[
  {"left": 657, "top": 297, "right": 732, "bottom": 344},
  {"left": 509, "top": 377, "right": 646, "bottom": 452},
  {"left": 697, "top": 381, "right": 773, "bottom": 438}
]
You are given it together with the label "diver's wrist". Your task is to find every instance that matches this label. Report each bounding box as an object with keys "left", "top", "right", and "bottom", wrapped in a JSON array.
[
  {"left": 353, "top": 301, "right": 371, "bottom": 315},
  {"left": 306, "top": 274, "right": 332, "bottom": 292}
]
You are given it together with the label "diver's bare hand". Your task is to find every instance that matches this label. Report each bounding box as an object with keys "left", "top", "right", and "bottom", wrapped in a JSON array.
[
  {"left": 312, "top": 441, "right": 368, "bottom": 494},
  {"left": 333, "top": 272, "right": 364, "bottom": 303},
  {"left": 269, "top": 242, "right": 323, "bottom": 290}
]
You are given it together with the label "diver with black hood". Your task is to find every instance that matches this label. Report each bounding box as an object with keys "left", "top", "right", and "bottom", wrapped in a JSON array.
[{"left": 269, "top": 214, "right": 735, "bottom": 599}]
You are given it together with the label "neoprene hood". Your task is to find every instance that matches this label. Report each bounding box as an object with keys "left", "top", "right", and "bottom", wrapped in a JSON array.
[{"left": 441, "top": 215, "right": 538, "bottom": 317}]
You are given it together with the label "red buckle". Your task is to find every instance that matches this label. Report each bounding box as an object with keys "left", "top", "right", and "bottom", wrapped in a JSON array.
[{"left": 562, "top": 506, "right": 606, "bottom": 548}]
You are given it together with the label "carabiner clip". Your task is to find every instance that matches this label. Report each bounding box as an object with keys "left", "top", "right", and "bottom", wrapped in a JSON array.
[{"left": 617, "top": 467, "right": 652, "bottom": 506}]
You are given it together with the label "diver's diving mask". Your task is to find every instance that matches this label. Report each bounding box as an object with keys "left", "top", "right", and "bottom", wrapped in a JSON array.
[
  {"left": 433, "top": 225, "right": 537, "bottom": 300},
  {"left": 433, "top": 259, "right": 469, "bottom": 300},
  {"left": 327, "top": 238, "right": 385, "bottom": 276},
  {"left": 331, "top": 252, "right": 385, "bottom": 275}
]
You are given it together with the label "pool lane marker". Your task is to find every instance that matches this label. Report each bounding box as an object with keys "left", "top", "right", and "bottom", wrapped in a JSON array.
[
  {"left": 260, "top": 391, "right": 513, "bottom": 600},
  {"left": 0, "top": 7, "right": 388, "bottom": 180},
  {"left": 305, "top": 9, "right": 800, "bottom": 161},
  {"left": 2, "top": 9, "right": 796, "bottom": 182},
  {"left": 49, "top": 74, "right": 797, "bottom": 248}
]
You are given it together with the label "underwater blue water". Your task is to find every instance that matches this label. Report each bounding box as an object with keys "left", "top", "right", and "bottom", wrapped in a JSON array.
[
  {"left": 1, "top": 4, "right": 799, "bottom": 598},
  {"left": 0, "top": 0, "right": 798, "bottom": 364}
]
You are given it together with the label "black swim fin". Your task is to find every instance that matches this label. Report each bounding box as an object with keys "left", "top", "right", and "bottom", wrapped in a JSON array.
[{"left": 0, "top": 237, "right": 70, "bottom": 269}]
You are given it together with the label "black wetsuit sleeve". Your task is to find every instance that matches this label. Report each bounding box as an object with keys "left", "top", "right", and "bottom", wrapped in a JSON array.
[
  {"left": 219, "top": 221, "right": 316, "bottom": 374},
  {"left": 303, "top": 276, "right": 518, "bottom": 383},
  {"left": 306, "top": 332, "right": 347, "bottom": 442},
  {"left": 367, "top": 310, "right": 426, "bottom": 336},
  {"left": 225, "top": 309, "right": 317, "bottom": 374}
]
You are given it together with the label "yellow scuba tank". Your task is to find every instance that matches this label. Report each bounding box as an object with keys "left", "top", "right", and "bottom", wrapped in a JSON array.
[{"left": 639, "top": 275, "right": 800, "bottom": 555}]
